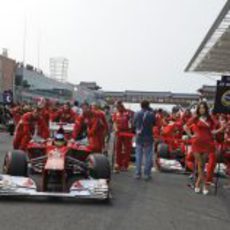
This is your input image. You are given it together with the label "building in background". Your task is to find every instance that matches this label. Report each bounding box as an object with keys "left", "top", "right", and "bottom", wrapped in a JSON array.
[
  {"left": 197, "top": 85, "right": 216, "bottom": 102},
  {"left": 75, "top": 81, "right": 104, "bottom": 105},
  {"left": 49, "top": 57, "right": 69, "bottom": 83},
  {"left": 0, "top": 51, "right": 76, "bottom": 104},
  {"left": 103, "top": 90, "right": 199, "bottom": 107},
  {"left": 0, "top": 50, "right": 16, "bottom": 103},
  {"left": 15, "top": 63, "right": 74, "bottom": 103}
]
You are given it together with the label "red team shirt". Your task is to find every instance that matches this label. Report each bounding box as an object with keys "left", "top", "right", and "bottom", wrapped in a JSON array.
[{"left": 187, "top": 116, "right": 216, "bottom": 153}]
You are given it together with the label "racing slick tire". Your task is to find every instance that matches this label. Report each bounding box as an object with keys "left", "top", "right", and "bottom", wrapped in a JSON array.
[
  {"left": 87, "top": 154, "right": 111, "bottom": 180},
  {"left": 3, "top": 150, "right": 28, "bottom": 177},
  {"left": 158, "top": 143, "right": 169, "bottom": 159}
]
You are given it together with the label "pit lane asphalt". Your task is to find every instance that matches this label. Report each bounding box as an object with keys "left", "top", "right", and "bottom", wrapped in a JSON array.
[{"left": 0, "top": 132, "right": 229, "bottom": 230}]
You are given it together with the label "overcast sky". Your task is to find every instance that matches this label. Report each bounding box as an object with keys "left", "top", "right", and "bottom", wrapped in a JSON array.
[{"left": 0, "top": 0, "right": 227, "bottom": 92}]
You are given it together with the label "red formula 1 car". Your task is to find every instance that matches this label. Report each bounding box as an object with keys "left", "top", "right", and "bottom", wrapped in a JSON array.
[{"left": 0, "top": 124, "right": 111, "bottom": 201}]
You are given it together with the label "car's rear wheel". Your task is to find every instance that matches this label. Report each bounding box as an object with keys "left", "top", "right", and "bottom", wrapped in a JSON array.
[
  {"left": 3, "top": 150, "right": 28, "bottom": 177},
  {"left": 158, "top": 143, "right": 169, "bottom": 159},
  {"left": 87, "top": 154, "right": 111, "bottom": 180}
]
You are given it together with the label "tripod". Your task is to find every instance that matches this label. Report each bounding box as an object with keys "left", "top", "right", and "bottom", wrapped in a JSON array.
[{"left": 214, "top": 145, "right": 226, "bottom": 195}]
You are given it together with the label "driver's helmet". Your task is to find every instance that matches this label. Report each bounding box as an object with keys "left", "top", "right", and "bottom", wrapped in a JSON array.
[{"left": 54, "top": 133, "right": 66, "bottom": 147}]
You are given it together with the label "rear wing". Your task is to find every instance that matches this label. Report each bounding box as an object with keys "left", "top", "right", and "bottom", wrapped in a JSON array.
[{"left": 49, "top": 122, "right": 74, "bottom": 137}]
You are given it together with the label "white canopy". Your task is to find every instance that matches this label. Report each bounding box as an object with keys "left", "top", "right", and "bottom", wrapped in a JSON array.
[{"left": 185, "top": 1, "right": 230, "bottom": 74}]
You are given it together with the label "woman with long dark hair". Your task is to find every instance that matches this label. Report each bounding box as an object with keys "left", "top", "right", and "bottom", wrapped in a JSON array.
[{"left": 184, "top": 101, "right": 225, "bottom": 195}]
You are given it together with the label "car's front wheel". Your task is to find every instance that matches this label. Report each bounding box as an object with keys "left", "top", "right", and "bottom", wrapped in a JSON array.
[
  {"left": 3, "top": 150, "right": 28, "bottom": 177},
  {"left": 87, "top": 154, "right": 111, "bottom": 180}
]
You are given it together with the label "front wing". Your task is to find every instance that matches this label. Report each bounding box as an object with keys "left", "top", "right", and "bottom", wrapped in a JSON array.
[
  {"left": 0, "top": 175, "right": 110, "bottom": 200},
  {"left": 158, "top": 158, "right": 184, "bottom": 172}
]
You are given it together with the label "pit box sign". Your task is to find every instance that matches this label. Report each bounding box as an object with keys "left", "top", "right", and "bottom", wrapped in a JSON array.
[
  {"left": 2, "top": 90, "right": 13, "bottom": 104},
  {"left": 214, "top": 76, "right": 230, "bottom": 114}
]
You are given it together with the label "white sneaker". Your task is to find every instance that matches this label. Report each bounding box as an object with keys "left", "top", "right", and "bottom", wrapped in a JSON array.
[
  {"left": 202, "top": 187, "right": 209, "bottom": 195},
  {"left": 194, "top": 187, "right": 201, "bottom": 193}
]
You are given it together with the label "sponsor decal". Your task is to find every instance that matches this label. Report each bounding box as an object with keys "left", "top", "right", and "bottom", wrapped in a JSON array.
[
  {"left": 22, "top": 178, "right": 35, "bottom": 188},
  {"left": 221, "top": 90, "right": 230, "bottom": 107},
  {"left": 214, "top": 78, "right": 230, "bottom": 113},
  {"left": 0, "top": 177, "right": 11, "bottom": 188}
]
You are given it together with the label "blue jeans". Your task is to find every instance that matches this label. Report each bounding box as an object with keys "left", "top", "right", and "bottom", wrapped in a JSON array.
[{"left": 135, "top": 142, "right": 154, "bottom": 177}]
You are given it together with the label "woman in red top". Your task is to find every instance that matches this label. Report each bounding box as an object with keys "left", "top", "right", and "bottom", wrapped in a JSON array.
[{"left": 184, "top": 102, "right": 225, "bottom": 195}]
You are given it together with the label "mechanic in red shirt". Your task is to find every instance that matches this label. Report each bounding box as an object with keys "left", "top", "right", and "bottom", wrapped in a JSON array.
[
  {"left": 10, "top": 104, "right": 23, "bottom": 126},
  {"left": 40, "top": 99, "right": 51, "bottom": 126},
  {"left": 181, "top": 109, "right": 192, "bottom": 125},
  {"left": 153, "top": 109, "right": 164, "bottom": 168},
  {"left": 72, "top": 102, "right": 106, "bottom": 152},
  {"left": 162, "top": 106, "right": 184, "bottom": 154},
  {"left": 153, "top": 110, "right": 169, "bottom": 143},
  {"left": 91, "top": 103, "right": 109, "bottom": 150},
  {"left": 13, "top": 106, "right": 50, "bottom": 150},
  {"left": 223, "top": 125, "right": 230, "bottom": 176},
  {"left": 112, "top": 101, "right": 134, "bottom": 172},
  {"left": 216, "top": 115, "right": 230, "bottom": 176},
  {"left": 49, "top": 102, "right": 61, "bottom": 122},
  {"left": 56, "top": 102, "right": 77, "bottom": 123},
  {"left": 206, "top": 114, "right": 227, "bottom": 184}
]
